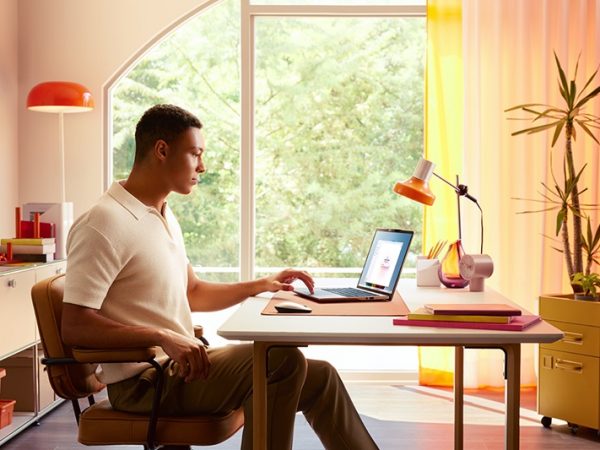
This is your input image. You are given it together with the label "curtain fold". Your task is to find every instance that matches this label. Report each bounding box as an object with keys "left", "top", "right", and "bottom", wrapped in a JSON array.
[
  {"left": 421, "top": 0, "right": 600, "bottom": 388},
  {"left": 419, "top": 0, "right": 464, "bottom": 387}
]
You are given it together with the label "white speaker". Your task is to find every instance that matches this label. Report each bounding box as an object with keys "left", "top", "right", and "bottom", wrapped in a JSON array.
[{"left": 459, "top": 254, "right": 494, "bottom": 292}]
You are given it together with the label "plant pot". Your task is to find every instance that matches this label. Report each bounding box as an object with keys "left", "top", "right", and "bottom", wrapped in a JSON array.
[
  {"left": 574, "top": 293, "right": 599, "bottom": 301},
  {"left": 538, "top": 293, "right": 600, "bottom": 430}
]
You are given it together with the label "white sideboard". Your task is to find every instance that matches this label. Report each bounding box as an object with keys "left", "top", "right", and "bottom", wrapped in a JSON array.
[{"left": 0, "top": 261, "right": 67, "bottom": 445}]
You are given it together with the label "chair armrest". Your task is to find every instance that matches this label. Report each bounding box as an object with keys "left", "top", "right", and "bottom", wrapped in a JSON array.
[{"left": 72, "top": 347, "right": 158, "bottom": 364}]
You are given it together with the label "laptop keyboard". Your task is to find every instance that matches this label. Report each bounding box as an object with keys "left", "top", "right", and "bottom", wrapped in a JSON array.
[{"left": 322, "top": 287, "right": 371, "bottom": 297}]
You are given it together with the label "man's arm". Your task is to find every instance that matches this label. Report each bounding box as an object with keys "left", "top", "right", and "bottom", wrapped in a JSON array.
[
  {"left": 61, "top": 303, "right": 209, "bottom": 381},
  {"left": 186, "top": 265, "right": 314, "bottom": 312}
]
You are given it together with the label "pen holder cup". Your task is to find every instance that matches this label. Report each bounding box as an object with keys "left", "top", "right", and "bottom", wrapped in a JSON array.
[{"left": 416, "top": 257, "right": 441, "bottom": 287}]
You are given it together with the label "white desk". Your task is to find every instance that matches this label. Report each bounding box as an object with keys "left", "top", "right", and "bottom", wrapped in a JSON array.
[{"left": 218, "top": 280, "right": 563, "bottom": 450}]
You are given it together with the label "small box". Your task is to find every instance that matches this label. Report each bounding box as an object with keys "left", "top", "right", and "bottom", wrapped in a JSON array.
[
  {"left": 416, "top": 257, "right": 441, "bottom": 287},
  {"left": 0, "top": 399, "right": 16, "bottom": 429},
  {"left": 0, "top": 347, "right": 54, "bottom": 412}
]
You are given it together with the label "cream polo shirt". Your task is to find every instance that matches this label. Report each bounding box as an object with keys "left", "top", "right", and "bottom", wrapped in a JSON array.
[{"left": 63, "top": 181, "right": 194, "bottom": 384}]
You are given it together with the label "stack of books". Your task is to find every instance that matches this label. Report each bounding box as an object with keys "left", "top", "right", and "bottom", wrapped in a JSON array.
[
  {"left": 0, "top": 238, "right": 56, "bottom": 263},
  {"left": 393, "top": 303, "right": 541, "bottom": 331}
]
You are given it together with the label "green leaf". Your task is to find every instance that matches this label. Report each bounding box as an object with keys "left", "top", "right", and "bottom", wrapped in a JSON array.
[
  {"left": 516, "top": 206, "right": 559, "bottom": 215},
  {"left": 555, "top": 52, "right": 570, "bottom": 96},
  {"left": 576, "top": 119, "right": 600, "bottom": 145},
  {"left": 504, "top": 103, "right": 550, "bottom": 112},
  {"left": 575, "top": 86, "right": 600, "bottom": 109},
  {"left": 556, "top": 208, "right": 566, "bottom": 236},
  {"left": 569, "top": 80, "right": 577, "bottom": 107},
  {"left": 515, "top": 121, "right": 562, "bottom": 135},
  {"left": 593, "top": 222, "right": 600, "bottom": 248},
  {"left": 551, "top": 119, "right": 565, "bottom": 146},
  {"left": 576, "top": 65, "right": 599, "bottom": 101}
]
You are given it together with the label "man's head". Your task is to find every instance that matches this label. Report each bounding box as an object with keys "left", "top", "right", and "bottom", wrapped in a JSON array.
[
  {"left": 134, "top": 104, "right": 203, "bottom": 164},
  {"left": 132, "top": 104, "right": 206, "bottom": 196}
]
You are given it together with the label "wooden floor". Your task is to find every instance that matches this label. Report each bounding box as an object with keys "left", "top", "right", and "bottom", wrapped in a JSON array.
[{"left": 2, "top": 383, "right": 599, "bottom": 450}]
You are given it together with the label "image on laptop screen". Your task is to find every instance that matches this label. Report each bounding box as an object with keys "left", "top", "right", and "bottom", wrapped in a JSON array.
[{"left": 357, "top": 229, "right": 413, "bottom": 296}]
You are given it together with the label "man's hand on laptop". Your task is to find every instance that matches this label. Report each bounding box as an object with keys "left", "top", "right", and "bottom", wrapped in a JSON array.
[{"left": 265, "top": 268, "right": 314, "bottom": 294}]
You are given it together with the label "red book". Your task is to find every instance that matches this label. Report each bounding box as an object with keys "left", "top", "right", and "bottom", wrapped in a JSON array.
[
  {"left": 424, "top": 303, "right": 522, "bottom": 317},
  {"left": 19, "top": 221, "right": 56, "bottom": 239},
  {"left": 393, "top": 315, "right": 541, "bottom": 331}
]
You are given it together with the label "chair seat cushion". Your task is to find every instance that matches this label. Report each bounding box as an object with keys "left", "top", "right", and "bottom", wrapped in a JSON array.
[{"left": 79, "top": 399, "right": 244, "bottom": 446}]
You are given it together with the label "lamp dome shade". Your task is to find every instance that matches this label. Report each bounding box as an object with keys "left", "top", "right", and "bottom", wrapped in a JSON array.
[
  {"left": 393, "top": 177, "right": 436, "bottom": 206},
  {"left": 27, "top": 81, "right": 94, "bottom": 113}
]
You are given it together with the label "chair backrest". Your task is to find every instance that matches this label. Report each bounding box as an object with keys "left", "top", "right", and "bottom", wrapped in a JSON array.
[{"left": 31, "top": 274, "right": 105, "bottom": 400}]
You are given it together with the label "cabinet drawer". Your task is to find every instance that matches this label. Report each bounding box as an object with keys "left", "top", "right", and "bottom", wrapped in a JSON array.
[
  {"left": 540, "top": 320, "right": 600, "bottom": 357},
  {"left": 0, "top": 271, "right": 37, "bottom": 358},
  {"left": 35, "top": 262, "right": 66, "bottom": 283},
  {"left": 539, "top": 348, "right": 599, "bottom": 429}
]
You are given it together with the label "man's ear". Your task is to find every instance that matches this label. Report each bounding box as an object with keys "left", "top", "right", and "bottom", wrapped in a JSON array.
[{"left": 153, "top": 139, "right": 169, "bottom": 161}]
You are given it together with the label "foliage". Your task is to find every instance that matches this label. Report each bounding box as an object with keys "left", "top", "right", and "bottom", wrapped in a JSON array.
[
  {"left": 506, "top": 53, "right": 600, "bottom": 287},
  {"left": 571, "top": 272, "right": 600, "bottom": 298},
  {"left": 112, "top": 0, "right": 425, "bottom": 279}
]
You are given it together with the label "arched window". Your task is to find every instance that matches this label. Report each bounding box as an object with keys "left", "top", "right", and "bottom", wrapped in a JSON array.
[{"left": 110, "top": 0, "right": 425, "bottom": 371}]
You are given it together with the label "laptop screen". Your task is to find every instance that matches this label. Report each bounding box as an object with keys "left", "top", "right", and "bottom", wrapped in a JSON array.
[{"left": 357, "top": 228, "right": 413, "bottom": 296}]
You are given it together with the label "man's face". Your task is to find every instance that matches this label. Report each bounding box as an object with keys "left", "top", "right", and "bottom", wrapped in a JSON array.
[{"left": 164, "top": 127, "right": 206, "bottom": 195}]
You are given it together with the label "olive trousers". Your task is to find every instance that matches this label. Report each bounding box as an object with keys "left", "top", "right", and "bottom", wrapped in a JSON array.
[{"left": 108, "top": 343, "right": 379, "bottom": 450}]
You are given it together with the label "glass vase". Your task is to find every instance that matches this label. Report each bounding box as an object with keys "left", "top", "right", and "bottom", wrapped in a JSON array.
[{"left": 438, "top": 239, "right": 470, "bottom": 288}]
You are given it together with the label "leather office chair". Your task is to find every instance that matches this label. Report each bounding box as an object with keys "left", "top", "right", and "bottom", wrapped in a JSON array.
[{"left": 31, "top": 274, "right": 244, "bottom": 450}]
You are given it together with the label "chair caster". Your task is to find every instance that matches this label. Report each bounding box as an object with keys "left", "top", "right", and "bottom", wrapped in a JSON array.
[
  {"left": 567, "top": 422, "right": 579, "bottom": 434},
  {"left": 541, "top": 416, "right": 552, "bottom": 428}
]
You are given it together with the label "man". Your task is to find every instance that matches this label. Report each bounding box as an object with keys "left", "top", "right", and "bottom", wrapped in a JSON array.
[{"left": 62, "top": 104, "right": 379, "bottom": 450}]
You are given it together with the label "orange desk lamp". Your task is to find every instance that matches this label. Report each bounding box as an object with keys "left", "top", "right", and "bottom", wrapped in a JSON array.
[
  {"left": 393, "top": 157, "right": 483, "bottom": 254},
  {"left": 27, "top": 81, "right": 94, "bottom": 203},
  {"left": 394, "top": 157, "right": 487, "bottom": 289}
]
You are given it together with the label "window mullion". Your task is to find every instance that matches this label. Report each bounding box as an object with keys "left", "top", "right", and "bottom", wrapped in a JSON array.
[{"left": 240, "top": 0, "right": 255, "bottom": 282}]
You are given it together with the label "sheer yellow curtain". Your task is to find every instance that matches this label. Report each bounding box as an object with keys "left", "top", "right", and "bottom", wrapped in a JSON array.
[
  {"left": 421, "top": 0, "right": 600, "bottom": 389},
  {"left": 419, "top": 0, "right": 463, "bottom": 387},
  {"left": 460, "top": 0, "right": 600, "bottom": 387}
]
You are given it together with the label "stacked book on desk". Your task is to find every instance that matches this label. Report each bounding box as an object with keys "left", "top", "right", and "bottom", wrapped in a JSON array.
[
  {"left": 393, "top": 303, "right": 541, "bottom": 331},
  {"left": 0, "top": 238, "right": 56, "bottom": 262}
]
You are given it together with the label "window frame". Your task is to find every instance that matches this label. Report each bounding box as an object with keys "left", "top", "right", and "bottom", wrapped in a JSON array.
[{"left": 104, "top": 0, "right": 426, "bottom": 281}]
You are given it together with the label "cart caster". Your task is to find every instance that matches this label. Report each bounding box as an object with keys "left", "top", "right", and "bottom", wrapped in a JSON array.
[
  {"left": 541, "top": 416, "right": 552, "bottom": 428},
  {"left": 567, "top": 422, "right": 579, "bottom": 434}
]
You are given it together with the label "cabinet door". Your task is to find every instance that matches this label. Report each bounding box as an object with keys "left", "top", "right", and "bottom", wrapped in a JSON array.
[
  {"left": 35, "top": 261, "right": 67, "bottom": 283},
  {"left": 539, "top": 347, "right": 599, "bottom": 429},
  {"left": 0, "top": 270, "right": 37, "bottom": 358}
]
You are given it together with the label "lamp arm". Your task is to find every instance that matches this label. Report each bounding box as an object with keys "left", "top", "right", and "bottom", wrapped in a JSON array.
[{"left": 433, "top": 172, "right": 484, "bottom": 254}]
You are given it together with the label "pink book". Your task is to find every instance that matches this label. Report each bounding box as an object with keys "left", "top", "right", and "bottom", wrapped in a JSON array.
[
  {"left": 424, "top": 303, "right": 522, "bottom": 316},
  {"left": 392, "top": 315, "right": 541, "bottom": 331}
]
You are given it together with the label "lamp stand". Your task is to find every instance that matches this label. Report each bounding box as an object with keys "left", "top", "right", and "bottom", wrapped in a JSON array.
[
  {"left": 58, "top": 111, "right": 66, "bottom": 203},
  {"left": 456, "top": 175, "right": 462, "bottom": 240},
  {"left": 432, "top": 172, "right": 484, "bottom": 254}
]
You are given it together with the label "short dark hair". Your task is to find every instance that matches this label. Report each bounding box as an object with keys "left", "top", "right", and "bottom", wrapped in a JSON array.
[{"left": 134, "top": 104, "right": 203, "bottom": 163}]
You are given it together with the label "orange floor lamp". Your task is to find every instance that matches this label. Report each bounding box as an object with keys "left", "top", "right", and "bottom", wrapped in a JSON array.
[{"left": 26, "top": 81, "right": 94, "bottom": 259}]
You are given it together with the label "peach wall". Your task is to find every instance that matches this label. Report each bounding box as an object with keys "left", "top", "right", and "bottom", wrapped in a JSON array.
[
  {"left": 17, "top": 0, "right": 205, "bottom": 218},
  {"left": 0, "top": 0, "right": 19, "bottom": 237}
]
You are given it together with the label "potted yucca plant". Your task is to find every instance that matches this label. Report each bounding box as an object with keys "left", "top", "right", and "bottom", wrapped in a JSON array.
[
  {"left": 506, "top": 53, "right": 600, "bottom": 433},
  {"left": 506, "top": 52, "right": 600, "bottom": 292}
]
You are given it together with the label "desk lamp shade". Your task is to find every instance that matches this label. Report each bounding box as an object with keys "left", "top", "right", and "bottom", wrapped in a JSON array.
[
  {"left": 393, "top": 157, "right": 436, "bottom": 206},
  {"left": 27, "top": 81, "right": 94, "bottom": 113}
]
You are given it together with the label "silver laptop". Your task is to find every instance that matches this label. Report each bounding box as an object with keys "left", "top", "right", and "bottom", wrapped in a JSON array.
[{"left": 294, "top": 228, "right": 413, "bottom": 303}]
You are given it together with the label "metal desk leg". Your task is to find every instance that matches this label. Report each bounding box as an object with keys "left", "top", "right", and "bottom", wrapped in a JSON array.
[
  {"left": 503, "top": 344, "right": 521, "bottom": 450},
  {"left": 454, "top": 346, "right": 464, "bottom": 450},
  {"left": 253, "top": 342, "right": 269, "bottom": 450}
]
